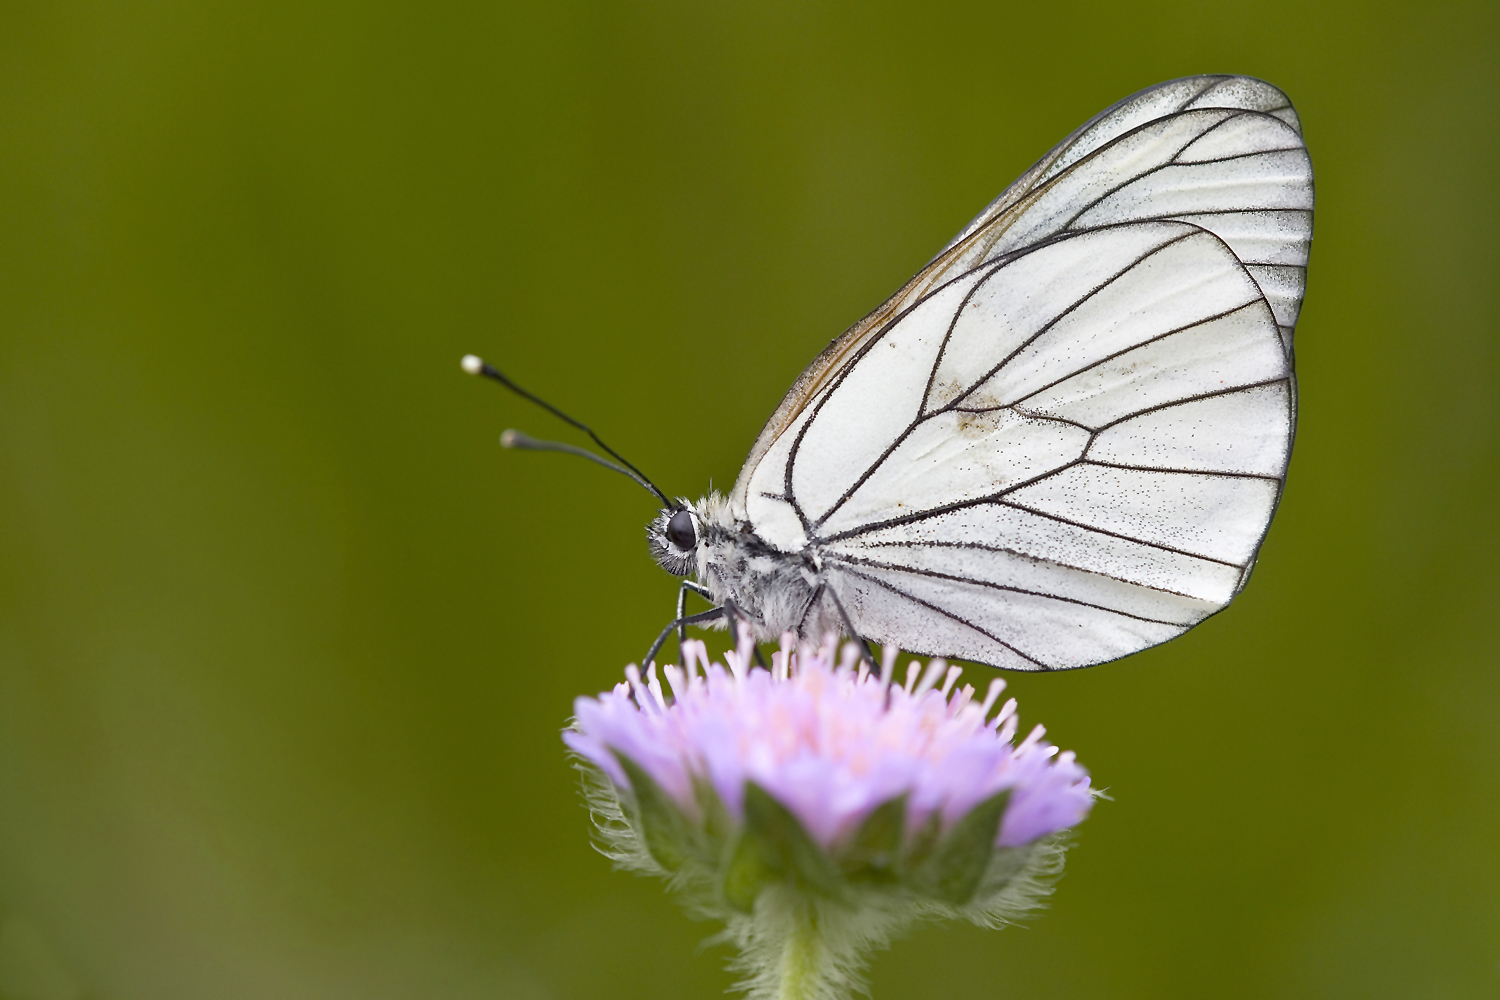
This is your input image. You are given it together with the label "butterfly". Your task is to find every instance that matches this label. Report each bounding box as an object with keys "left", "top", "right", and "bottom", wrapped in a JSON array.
[{"left": 468, "top": 74, "right": 1313, "bottom": 672}]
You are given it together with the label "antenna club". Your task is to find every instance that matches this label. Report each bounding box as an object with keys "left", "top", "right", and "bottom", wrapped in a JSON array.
[{"left": 466, "top": 358, "right": 671, "bottom": 505}]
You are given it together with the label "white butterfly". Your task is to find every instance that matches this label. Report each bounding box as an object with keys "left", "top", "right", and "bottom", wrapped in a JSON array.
[{"left": 475, "top": 74, "right": 1313, "bottom": 672}]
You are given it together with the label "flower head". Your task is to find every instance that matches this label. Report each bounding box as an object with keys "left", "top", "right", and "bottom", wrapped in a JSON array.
[
  {"left": 566, "top": 636, "right": 1092, "bottom": 853},
  {"left": 563, "top": 635, "right": 1098, "bottom": 1000}
]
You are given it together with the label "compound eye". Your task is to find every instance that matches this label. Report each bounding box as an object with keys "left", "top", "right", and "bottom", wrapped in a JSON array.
[{"left": 666, "top": 510, "right": 696, "bottom": 550}]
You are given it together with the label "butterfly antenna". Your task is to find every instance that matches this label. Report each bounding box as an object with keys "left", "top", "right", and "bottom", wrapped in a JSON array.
[
  {"left": 461, "top": 354, "right": 672, "bottom": 507},
  {"left": 499, "top": 429, "right": 664, "bottom": 500}
]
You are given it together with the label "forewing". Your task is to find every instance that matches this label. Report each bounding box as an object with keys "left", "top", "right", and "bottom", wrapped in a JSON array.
[
  {"left": 734, "top": 75, "right": 1309, "bottom": 669},
  {"left": 732, "top": 75, "right": 1310, "bottom": 518}
]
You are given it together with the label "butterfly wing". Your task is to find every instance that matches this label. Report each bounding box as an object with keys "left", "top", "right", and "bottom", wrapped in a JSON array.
[
  {"left": 731, "top": 74, "right": 1309, "bottom": 512},
  {"left": 733, "top": 75, "right": 1312, "bottom": 670}
]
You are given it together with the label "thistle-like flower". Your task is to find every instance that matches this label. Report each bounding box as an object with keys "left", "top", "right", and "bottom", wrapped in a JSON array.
[{"left": 563, "top": 635, "right": 1096, "bottom": 1000}]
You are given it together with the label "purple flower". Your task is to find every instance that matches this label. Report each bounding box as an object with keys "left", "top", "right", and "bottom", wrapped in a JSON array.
[
  {"left": 563, "top": 635, "right": 1100, "bottom": 1000},
  {"left": 564, "top": 636, "right": 1093, "bottom": 853}
]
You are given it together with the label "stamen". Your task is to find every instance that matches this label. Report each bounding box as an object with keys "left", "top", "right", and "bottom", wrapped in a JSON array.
[
  {"left": 980, "top": 679, "right": 1007, "bottom": 717},
  {"left": 726, "top": 645, "right": 748, "bottom": 682},
  {"left": 741, "top": 630, "right": 756, "bottom": 667},
  {"left": 1019, "top": 723, "right": 1048, "bottom": 755},
  {"left": 838, "top": 642, "right": 859, "bottom": 675},
  {"left": 913, "top": 658, "right": 947, "bottom": 696},
  {"left": 624, "top": 664, "right": 648, "bottom": 707},
  {"left": 644, "top": 664, "right": 667, "bottom": 711},
  {"left": 993, "top": 697, "right": 1017, "bottom": 726}
]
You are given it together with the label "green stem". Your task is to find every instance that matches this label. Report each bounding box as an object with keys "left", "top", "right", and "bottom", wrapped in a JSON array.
[
  {"left": 774, "top": 903, "right": 825, "bottom": 1000},
  {"left": 735, "top": 889, "right": 889, "bottom": 1000}
]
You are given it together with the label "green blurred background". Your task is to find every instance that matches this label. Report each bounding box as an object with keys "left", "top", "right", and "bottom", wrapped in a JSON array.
[{"left": 1, "top": 1, "right": 1496, "bottom": 998}]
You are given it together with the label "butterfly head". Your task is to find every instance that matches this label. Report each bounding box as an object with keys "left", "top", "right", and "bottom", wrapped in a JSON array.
[{"left": 647, "top": 501, "right": 701, "bottom": 577}]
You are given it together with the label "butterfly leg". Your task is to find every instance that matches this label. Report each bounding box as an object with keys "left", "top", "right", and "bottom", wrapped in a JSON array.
[
  {"left": 675, "top": 580, "right": 716, "bottom": 643},
  {"left": 720, "top": 599, "right": 769, "bottom": 669},
  {"left": 826, "top": 587, "right": 877, "bottom": 669},
  {"left": 643, "top": 607, "right": 724, "bottom": 670},
  {"left": 673, "top": 579, "right": 728, "bottom": 665}
]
